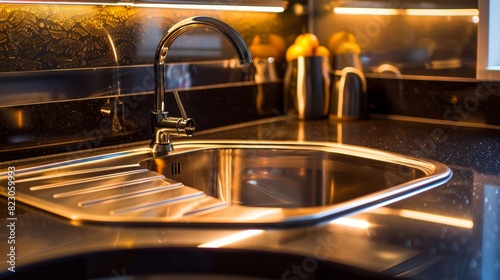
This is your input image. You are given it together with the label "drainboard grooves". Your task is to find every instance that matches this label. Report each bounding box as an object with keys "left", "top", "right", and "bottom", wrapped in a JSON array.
[
  {"left": 183, "top": 198, "right": 229, "bottom": 216},
  {"left": 16, "top": 164, "right": 141, "bottom": 184},
  {"left": 110, "top": 188, "right": 205, "bottom": 215},
  {"left": 30, "top": 169, "right": 149, "bottom": 191},
  {"left": 1, "top": 148, "right": 151, "bottom": 177},
  {"left": 78, "top": 181, "right": 184, "bottom": 207},
  {"left": 133, "top": 196, "right": 228, "bottom": 218},
  {"left": 53, "top": 175, "right": 169, "bottom": 198}
]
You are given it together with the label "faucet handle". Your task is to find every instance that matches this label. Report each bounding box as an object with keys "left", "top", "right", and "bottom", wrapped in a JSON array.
[
  {"left": 153, "top": 90, "right": 196, "bottom": 136},
  {"left": 157, "top": 115, "right": 195, "bottom": 137},
  {"left": 173, "top": 90, "right": 188, "bottom": 120},
  {"left": 172, "top": 89, "right": 196, "bottom": 136},
  {"left": 151, "top": 111, "right": 195, "bottom": 157}
]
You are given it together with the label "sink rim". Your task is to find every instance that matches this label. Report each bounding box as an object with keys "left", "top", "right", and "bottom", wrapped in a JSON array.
[
  {"left": 0, "top": 140, "right": 452, "bottom": 227},
  {"left": 163, "top": 139, "right": 442, "bottom": 175},
  {"left": 150, "top": 140, "right": 452, "bottom": 223}
]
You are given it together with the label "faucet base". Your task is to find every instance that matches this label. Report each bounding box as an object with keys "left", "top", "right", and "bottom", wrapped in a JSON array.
[{"left": 151, "top": 142, "right": 173, "bottom": 157}]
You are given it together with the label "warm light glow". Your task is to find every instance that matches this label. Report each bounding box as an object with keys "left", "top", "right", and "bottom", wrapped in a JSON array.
[
  {"left": 198, "top": 230, "right": 264, "bottom": 248},
  {"left": 406, "top": 9, "right": 479, "bottom": 16},
  {"left": 235, "top": 209, "right": 282, "bottom": 221},
  {"left": 16, "top": 110, "right": 23, "bottom": 128},
  {"left": 399, "top": 209, "right": 474, "bottom": 228},
  {"left": 297, "top": 121, "right": 305, "bottom": 142},
  {"left": 329, "top": 217, "right": 371, "bottom": 229},
  {"left": 336, "top": 123, "right": 343, "bottom": 143},
  {"left": 333, "top": 7, "right": 399, "bottom": 15},
  {"left": 69, "top": 219, "right": 83, "bottom": 226},
  {"left": 106, "top": 33, "right": 118, "bottom": 63},
  {"left": 376, "top": 251, "right": 403, "bottom": 260},
  {"left": 297, "top": 57, "right": 306, "bottom": 120},
  {"left": 125, "top": 3, "right": 285, "bottom": 12},
  {"left": 0, "top": 1, "right": 285, "bottom": 12},
  {"left": 373, "top": 207, "right": 473, "bottom": 229},
  {"left": 333, "top": 7, "right": 479, "bottom": 17}
]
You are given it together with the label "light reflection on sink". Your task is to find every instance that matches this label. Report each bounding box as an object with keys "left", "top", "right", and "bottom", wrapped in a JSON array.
[
  {"left": 143, "top": 144, "right": 427, "bottom": 208},
  {"left": 139, "top": 140, "right": 451, "bottom": 225},
  {"left": 0, "top": 140, "right": 451, "bottom": 226}
]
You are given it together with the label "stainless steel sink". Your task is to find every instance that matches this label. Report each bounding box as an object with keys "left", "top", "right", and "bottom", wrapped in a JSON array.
[{"left": 0, "top": 140, "right": 451, "bottom": 226}]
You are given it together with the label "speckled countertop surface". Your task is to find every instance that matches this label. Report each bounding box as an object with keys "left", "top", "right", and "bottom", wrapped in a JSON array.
[{"left": 1, "top": 117, "right": 499, "bottom": 279}]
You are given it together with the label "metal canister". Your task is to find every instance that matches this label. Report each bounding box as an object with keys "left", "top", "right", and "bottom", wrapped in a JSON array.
[
  {"left": 329, "top": 66, "right": 367, "bottom": 120},
  {"left": 284, "top": 56, "right": 331, "bottom": 119}
]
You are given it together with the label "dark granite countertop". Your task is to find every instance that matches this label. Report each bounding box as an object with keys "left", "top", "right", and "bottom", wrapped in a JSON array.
[{"left": 1, "top": 117, "right": 499, "bottom": 279}]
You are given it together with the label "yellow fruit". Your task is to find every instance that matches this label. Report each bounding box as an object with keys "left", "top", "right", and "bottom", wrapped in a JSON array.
[
  {"left": 294, "top": 33, "right": 320, "bottom": 49},
  {"left": 314, "top": 45, "right": 331, "bottom": 57},
  {"left": 286, "top": 44, "right": 313, "bottom": 61},
  {"left": 334, "top": 42, "right": 361, "bottom": 55},
  {"left": 327, "top": 31, "right": 358, "bottom": 54}
]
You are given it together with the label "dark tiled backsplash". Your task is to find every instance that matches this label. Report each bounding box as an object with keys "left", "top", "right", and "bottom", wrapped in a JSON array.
[
  {"left": 0, "top": 3, "right": 300, "bottom": 105},
  {"left": 367, "top": 77, "right": 500, "bottom": 126},
  {"left": 0, "top": 3, "right": 301, "bottom": 161},
  {"left": 0, "top": 83, "right": 284, "bottom": 162},
  {"left": 0, "top": 4, "right": 295, "bottom": 71},
  {"left": 1, "top": 2, "right": 500, "bottom": 162}
]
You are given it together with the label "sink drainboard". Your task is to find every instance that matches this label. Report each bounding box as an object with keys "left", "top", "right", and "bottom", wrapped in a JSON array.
[{"left": 0, "top": 141, "right": 452, "bottom": 226}]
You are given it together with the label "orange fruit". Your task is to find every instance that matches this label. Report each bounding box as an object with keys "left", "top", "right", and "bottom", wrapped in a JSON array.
[
  {"left": 314, "top": 45, "right": 331, "bottom": 57},
  {"left": 334, "top": 42, "right": 361, "bottom": 55},
  {"left": 327, "top": 31, "right": 358, "bottom": 54},
  {"left": 294, "top": 33, "right": 320, "bottom": 49},
  {"left": 286, "top": 44, "right": 313, "bottom": 61}
]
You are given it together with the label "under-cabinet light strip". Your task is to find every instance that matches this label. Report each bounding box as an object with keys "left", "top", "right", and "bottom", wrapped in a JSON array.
[
  {"left": 333, "top": 7, "right": 399, "bottom": 15},
  {"left": 333, "top": 7, "right": 479, "bottom": 17},
  {"left": 124, "top": 3, "right": 285, "bottom": 12},
  {"left": 406, "top": 8, "right": 479, "bottom": 16},
  {"left": 0, "top": 1, "right": 285, "bottom": 12}
]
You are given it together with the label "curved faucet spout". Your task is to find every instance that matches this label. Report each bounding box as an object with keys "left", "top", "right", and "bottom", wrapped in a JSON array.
[
  {"left": 154, "top": 16, "right": 253, "bottom": 113},
  {"left": 151, "top": 16, "right": 253, "bottom": 157}
]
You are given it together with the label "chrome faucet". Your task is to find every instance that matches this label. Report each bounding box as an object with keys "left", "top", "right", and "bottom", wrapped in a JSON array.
[{"left": 151, "top": 16, "right": 253, "bottom": 157}]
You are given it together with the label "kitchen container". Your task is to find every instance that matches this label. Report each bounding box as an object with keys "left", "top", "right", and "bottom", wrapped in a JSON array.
[
  {"left": 330, "top": 66, "right": 367, "bottom": 120},
  {"left": 284, "top": 56, "right": 331, "bottom": 119}
]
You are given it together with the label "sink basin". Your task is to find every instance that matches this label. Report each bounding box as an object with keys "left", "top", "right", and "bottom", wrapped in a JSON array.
[
  {"left": 143, "top": 143, "right": 427, "bottom": 208},
  {"left": 0, "top": 140, "right": 451, "bottom": 226}
]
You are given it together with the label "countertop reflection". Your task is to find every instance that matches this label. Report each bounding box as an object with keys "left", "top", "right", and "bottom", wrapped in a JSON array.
[{"left": 1, "top": 117, "right": 499, "bottom": 279}]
